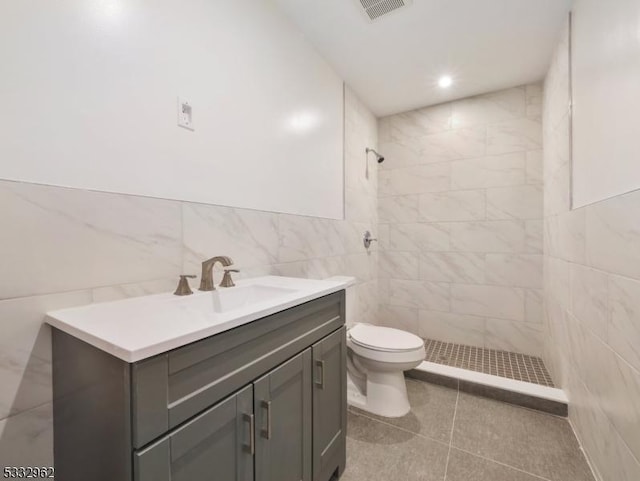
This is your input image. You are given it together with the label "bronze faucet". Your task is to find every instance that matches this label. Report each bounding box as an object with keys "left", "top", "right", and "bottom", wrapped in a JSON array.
[{"left": 199, "top": 256, "right": 234, "bottom": 291}]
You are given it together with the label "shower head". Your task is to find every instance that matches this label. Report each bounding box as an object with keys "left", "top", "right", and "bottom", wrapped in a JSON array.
[{"left": 366, "top": 148, "right": 385, "bottom": 163}]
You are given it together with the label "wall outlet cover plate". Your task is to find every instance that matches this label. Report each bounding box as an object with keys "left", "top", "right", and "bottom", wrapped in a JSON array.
[{"left": 177, "top": 97, "right": 194, "bottom": 131}]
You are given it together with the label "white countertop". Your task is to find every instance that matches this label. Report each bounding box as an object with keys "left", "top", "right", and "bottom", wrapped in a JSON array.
[{"left": 46, "top": 275, "right": 355, "bottom": 363}]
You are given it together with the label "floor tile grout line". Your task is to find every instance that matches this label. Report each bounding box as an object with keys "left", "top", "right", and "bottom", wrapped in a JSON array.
[
  {"left": 443, "top": 388, "right": 460, "bottom": 481},
  {"left": 0, "top": 400, "right": 52, "bottom": 423},
  {"left": 346, "top": 408, "right": 451, "bottom": 448},
  {"left": 452, "top": 446, "right": 554, "bottom": 481}
]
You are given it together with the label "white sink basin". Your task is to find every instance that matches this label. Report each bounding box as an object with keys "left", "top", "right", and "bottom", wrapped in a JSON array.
[
  {"left": 179, "top": 284, "right": 298, "bottom": 314},
  {"left": 46, "top": 275, "right": 355, "bottom": 363}
]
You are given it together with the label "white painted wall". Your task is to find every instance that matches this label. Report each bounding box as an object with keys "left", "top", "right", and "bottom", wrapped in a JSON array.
[
  {"left": 571, "top": 0, "right": 640, "bottom": 207},
  {"left": 0, "top": 0, "right": 344, "bottom": 219}
]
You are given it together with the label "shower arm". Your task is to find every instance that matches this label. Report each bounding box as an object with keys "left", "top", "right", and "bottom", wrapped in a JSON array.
[{"left": 365, "top": 148, "right": 385, "bottom": 179}]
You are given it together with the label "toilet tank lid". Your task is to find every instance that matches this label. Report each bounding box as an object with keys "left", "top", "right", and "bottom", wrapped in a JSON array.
[{"left": 349, "top": 324, "right": 424, "bottom": 352}]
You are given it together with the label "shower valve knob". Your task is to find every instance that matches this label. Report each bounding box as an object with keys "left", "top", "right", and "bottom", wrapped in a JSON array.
[{"left": 363, "top": 231, "right": 378, "bottom": 249}]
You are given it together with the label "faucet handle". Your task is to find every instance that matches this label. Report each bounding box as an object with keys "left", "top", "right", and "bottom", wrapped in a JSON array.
[
  {"left": 220, "top": 269, "right": 240, "bottom": 288},
  {"left": 174, "top": 275, "right": 196, "bottom": 296}
]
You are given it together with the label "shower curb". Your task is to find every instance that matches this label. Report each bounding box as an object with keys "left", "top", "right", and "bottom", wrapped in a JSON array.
[{"left": 408, "top": 361, "right": 569, "bottom": 417}]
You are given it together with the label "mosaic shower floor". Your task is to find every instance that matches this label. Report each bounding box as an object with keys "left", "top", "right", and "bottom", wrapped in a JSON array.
[{"left": 424, "top": 339, "right": 555, "bottom": 387}]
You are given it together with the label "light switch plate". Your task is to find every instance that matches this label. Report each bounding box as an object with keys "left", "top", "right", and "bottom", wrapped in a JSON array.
[{"left": 177, "top": 97, "right": 194, "bottom": 131}]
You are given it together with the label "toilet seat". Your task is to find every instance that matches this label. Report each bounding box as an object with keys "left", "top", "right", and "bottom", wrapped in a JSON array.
[{"left": 349, "top": 324, "right": 424, "bottom": 353}]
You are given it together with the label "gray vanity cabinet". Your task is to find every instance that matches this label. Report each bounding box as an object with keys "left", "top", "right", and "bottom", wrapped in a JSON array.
[
  {"left": 312, "top": 328, "right": 347, "bottom": 481},
  {"left": 52, "top": 291, "right": 346, "bottom": 481},
  {"left": 254, "top": 349, "right": 312, "bottom": 481},
  {"left": 134, "top": 385, "right": 254, "bottom": 481}
]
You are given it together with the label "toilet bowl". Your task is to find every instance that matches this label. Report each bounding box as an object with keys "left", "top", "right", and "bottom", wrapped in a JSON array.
[{"left": 346, "top": 323, "right": 425, "bottom": 418}]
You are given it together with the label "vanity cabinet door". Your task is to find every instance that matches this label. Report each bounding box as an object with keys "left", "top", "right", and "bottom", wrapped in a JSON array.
[
  {"left": 312, "top": 327, "right": 347, "bottom": 481},
  {"left": 134, "top": 385, "right": 254, "bottom": 481},
  {"left": 254, "top": 349, "right": 312, "bottom": 481}
]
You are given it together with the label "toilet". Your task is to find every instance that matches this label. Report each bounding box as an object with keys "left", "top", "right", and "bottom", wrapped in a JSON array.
[{"left": 346, "top": 323, "right": 426, "bottom": 418}]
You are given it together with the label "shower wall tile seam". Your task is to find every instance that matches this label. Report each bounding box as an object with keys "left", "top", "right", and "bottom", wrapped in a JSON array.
[
  {"left": 377, "top": 250, "right": 541, "bottom": 256},
  {"left": 378, "top": 179, "right": 544, "bottom": 196},
  {"left": 378, "top": 121, "right": 536, "bottom": 143},
  {"left": 380, "top": 219, "right": 540, "bottom": 226},
  {"left": 580, "top": 324, "right": 640, "bottom": 379},
  {"left": 379, "top": 158, "right": 541, "bottom": 176}
]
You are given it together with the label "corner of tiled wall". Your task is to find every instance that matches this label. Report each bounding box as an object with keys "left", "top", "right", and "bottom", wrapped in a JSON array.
[{"left": 543, "top": 17, "right": 640, "bottom": 481}]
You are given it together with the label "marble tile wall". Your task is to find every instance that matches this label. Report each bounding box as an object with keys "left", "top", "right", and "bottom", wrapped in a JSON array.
[
  {"left": 543, "top": 21, "right": 640, "bottom": 480},
  {"left": 0, "top": 86, "right": 378, "bottom": 468},
  {"left": 377, "top": 84, "right": 544, "bottom": 356}
]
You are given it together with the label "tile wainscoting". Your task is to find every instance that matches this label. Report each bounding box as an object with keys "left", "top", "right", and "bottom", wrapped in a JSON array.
[{"left": 0, "top": 88, "right": 379, "bottom": 467}]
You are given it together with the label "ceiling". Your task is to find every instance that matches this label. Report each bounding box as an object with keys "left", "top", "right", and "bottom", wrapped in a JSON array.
[{"left": 273, "top": 0, "right": 572, "bottom": 117}]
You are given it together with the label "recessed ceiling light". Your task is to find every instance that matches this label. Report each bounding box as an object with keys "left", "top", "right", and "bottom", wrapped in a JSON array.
[{"left": 438, "top": 75, "right": 453, "bottom": 89}]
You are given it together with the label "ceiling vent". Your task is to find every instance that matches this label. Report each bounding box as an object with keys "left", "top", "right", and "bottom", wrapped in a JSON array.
[{"left": 355, "top": 0, "right": 413, "bottom": 22}]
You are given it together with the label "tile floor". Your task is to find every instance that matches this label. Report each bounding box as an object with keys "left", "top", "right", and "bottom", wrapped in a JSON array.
[
  {"left": 424, "top": 339, "right": 555, "bottom": 387},
  {"left": 341, "top": 379, "right": 594, "bottom": 481}
]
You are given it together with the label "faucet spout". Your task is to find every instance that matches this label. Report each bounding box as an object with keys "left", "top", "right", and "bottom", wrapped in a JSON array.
[{"left": 199, "top": 256, "right": 234, "bottom": 291}]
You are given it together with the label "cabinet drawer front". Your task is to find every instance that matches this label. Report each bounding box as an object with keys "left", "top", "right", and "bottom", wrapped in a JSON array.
[
  {"left": 134, "top": 385, "right": 253, "bottom": 481},
  {"left": 132, "top": 291, "right": 345, "bottom": 448}
]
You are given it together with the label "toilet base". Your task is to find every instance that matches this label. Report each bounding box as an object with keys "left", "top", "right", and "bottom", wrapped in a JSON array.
[{"left": 347, "top": 369, "right": 411, "bottom": 418}]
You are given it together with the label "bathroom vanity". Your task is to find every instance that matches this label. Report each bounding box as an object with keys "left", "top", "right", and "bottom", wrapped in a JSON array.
[{"left": 47, "top": 276, "right": 352, "bottom": 481}]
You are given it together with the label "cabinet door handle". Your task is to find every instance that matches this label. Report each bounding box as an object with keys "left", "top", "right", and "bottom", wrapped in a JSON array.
[
  {"left": 243, "top": 413, "right": 255, "bottom": 455},
  {"left": 261, "top": 400, "right": 272, "bottom": 440},
  {"left": 315, "top": 360, "right": 325, "bottom": 389}
]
